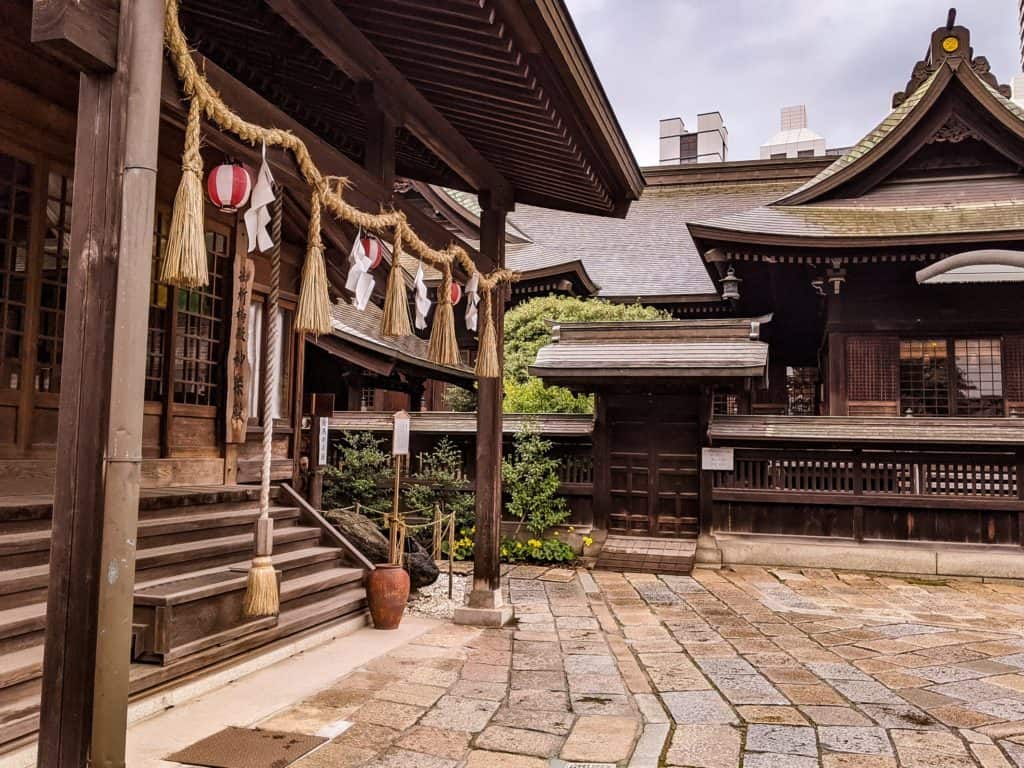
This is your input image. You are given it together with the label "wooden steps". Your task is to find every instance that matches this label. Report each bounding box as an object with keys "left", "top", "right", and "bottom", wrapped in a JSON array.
[
  {"left": 595, "top": 535, "right": 696, "bottom": 575},
  {"left": 0, "top": 484, "right": 370, "bottom": 753}
]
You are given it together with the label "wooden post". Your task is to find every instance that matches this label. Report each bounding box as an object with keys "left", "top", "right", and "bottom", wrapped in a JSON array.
[
  {"left": 455, "top": 198, "right": 511, "bottom": 626},
  {"left": 591, "top": 391, "right": 610, "bottom": 531},
  {"left": 1017, "top": 449, "right": 1023, "bottom": 547},
  {"left": 35, "top": 1, "right": 161, "bottom": 765},
  {"left": 852, "top": 447, "right": 865, "bottom": 543},
  {"left": 309, "top": 415, "right": 327, "bottom": 510}
]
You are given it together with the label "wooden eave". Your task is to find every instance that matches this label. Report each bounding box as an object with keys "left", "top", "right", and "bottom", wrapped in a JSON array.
[
  {"left": 511, "top": 259, "right": 599, "bottom": 296},
  {"left": 177, "top": 0, "right": 640, "bottom": 218},
  {"left": 642, "top": 156, "right": 832, "bottom": 187},
  {"left": 708, "top": 414, "right": 1024, "bottom": 448},
  {"left": 328, "top": 410, "right": 594, "bottom": 436}
]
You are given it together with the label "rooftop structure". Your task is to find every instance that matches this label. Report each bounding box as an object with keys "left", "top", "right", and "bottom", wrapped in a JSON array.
[
  {"left": 659, "top": 113, "right": 728, "bottom": 165},
  {"left": 759, "top": 105, "right": 827, "bottom": 159}
]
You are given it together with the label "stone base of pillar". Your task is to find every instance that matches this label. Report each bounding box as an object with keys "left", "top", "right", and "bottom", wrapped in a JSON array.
[
  {"left": 453, "top": 588, "right": 514, "bottom": 627},
  {"left": 695, "top": 533, "right": 723, "bottom": 567}
]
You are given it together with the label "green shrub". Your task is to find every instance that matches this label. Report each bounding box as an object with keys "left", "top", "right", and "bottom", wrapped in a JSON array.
[
  {"left": 404, "top": 436, "right": 476, "bottom": 539},
  {"left": 502, "top": 423, "right": 569, "bottom": 537},
  {"left": 321, "top": 431, "right": 393, "bottom": 512},
  {"left": 502, "top": 296, "right": 668, "bottom": 414}
]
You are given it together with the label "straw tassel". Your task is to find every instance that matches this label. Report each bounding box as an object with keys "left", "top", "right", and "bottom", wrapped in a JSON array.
[
  {"left": 243, "top": 555, "right": 279, "bottom": 616},
  {"left": 475, "top": 286, "right": 500, "bottom": 378},
  {"left": 294, "top": 190, "right": 332, "bottom": 335},
  {"left": 428, "top": 264, "right": 461, "bottom": 366},
  {"left": 380, "top": 230, "right": 412, "bottom": 337},
  {"left": 161, "top": 98, "right": 209, "bottom": 288}
]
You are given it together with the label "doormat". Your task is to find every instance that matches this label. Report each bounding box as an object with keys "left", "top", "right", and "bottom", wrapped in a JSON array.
[{"left": 166, "top": 726, "right": 326, "bottom": 768}]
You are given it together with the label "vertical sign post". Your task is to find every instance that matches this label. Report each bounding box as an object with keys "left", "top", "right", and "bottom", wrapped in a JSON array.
[{"left": 391, "top": 411, "right": 410, "bottom": 565}]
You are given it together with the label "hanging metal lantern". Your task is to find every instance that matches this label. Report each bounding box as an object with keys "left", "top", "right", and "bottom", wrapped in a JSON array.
[
  {"left": 206, "top": 162, "right": 252, "bottom": 213},
  {"left": 450, "top": 282, "right": 462, "bottom": 305},
  {"left": 720, "top": 265, "right": 742, "bottom": 301}
]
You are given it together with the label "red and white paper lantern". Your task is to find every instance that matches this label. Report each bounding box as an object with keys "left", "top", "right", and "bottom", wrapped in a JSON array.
[
  {"left": 360, "top": 236, "right": 384, "bottom": 270},
  {"left": 450, "top": 282, "right": 462, "bottom": 305},
  {"left": 207, "top": 163, "right": 252, "bottom": 213}
]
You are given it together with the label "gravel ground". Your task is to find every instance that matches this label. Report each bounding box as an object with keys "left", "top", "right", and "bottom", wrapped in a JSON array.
[{"left": 406, "top": 567, "right": 469, "bottom": 620}]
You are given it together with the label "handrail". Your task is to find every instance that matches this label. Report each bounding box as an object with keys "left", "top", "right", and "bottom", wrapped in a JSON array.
[{"left": 279, "top": 483, "right": 375, "bottom": 571}]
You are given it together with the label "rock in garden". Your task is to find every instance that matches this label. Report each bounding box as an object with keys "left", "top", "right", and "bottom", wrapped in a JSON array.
[{"left": 325, "top": 507, "right": 439, "bottom": 589}]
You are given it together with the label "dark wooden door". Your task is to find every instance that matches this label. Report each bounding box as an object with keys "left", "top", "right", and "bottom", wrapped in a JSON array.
[{"left": 607, "top": 392, "right": 700, "bottom": 537}]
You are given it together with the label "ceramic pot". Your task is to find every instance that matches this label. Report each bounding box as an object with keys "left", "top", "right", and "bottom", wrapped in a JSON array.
[{"left": 366, "top": 564, "right": 410, "bottom": 630}]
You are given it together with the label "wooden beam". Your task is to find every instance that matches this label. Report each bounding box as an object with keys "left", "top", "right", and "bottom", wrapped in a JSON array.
[
  {"left": 31, "top": 0, "right": 119, "bottom": 72},
  {"left": 37, "top": 6, "right": 128, "bottom": 765},
  {"left": 266, "top": 0, "right": 514, "bottom": 208},
  {"left": 357, "top": 82, "right": 397, "bottom": 190},
  {"left": 159, "top": 56, "right": 494, "bottom": 272}
]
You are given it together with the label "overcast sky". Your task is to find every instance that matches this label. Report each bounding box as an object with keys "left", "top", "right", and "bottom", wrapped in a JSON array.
[{"left": 564, "top": 0, "right": 1021, "bottom": 165}]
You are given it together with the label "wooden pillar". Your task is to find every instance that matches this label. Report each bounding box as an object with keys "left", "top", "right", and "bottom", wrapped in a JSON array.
[
  {"left": 591, "top": 391, "right": 610, "bottom": 531},
  {"left": 35, "top": 4, "right": 126, "bottom": 767},
  {"left": 827, "top": 332, "right": 848, "bottom": 416},
  {"left": 458, "top": 198, "right": 510, "bottom": 623}
]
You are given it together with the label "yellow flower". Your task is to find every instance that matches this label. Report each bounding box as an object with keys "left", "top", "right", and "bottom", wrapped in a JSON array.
[
  {"left": 582, "top": 536, "right": 594, "bottom": 547},
  {"left": 528, "top": 539, "right": 542, "bottom": 548}
]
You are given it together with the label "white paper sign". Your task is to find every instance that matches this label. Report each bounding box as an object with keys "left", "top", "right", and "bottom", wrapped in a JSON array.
[
  {"left": 701, "top": 447, "right": 734, "bottom": 471},
  {"left": 317, "top": 419, "right": 329, "bottom": 466},
  {"left": 392, "top": 410, "right": 410, "bottom": 456}
]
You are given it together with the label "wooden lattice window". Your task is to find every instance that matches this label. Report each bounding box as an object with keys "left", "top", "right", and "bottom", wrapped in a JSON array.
[
  {"left": 0, "top": 152, "right": 32, "bottom": 391},
  {"left": 953, "top": 338, "right": 1003, "bottom": 416},
  {"left": 36, "top": 171, "right": 72, "bottom": 393},
  {"left": 172, "top": 228, "right": 229, "bottom": 406},
  {"left": 899, "top": 339, "right": 950, "bottom": 416},
  {"left": 899, "top": 338, "right": 1006, "bottom": 417},
  {"left": 712, "top": 391, "right": 738, "bottom": 415},
  {"left": 846, "top": 336, "right": 899, "bottom": 402},
  {"left": 145, "top": 210, "right": 171, "bottom": 401},
  {"left": 1004, "top": 335, "right": 1024, "bottom": 408}
]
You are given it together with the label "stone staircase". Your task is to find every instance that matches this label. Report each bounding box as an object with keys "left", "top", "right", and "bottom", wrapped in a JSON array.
[{"left": 0, "top": 485, "right": 369, "bottom": 752}]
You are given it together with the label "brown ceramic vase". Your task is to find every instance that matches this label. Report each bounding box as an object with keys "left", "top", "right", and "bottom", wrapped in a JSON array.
[{"left": 366, "top": 564, "right": 410, "bottom": 630}]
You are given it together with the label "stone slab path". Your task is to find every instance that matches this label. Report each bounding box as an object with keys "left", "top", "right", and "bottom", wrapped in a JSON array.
[{"left": 262, "top": 566, "right": 1024, "bottom": 767}]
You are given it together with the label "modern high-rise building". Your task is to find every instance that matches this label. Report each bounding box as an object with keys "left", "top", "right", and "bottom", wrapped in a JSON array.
[
  {"left": 759, "top": 105, "right": 827, "bottom": 159},
  {"left": 658, "top": 112, "right": 728, "bottom": 164}
]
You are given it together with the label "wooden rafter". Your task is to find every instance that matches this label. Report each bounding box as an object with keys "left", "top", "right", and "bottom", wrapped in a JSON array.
[{"left": 266, "top": 0, "right": 514, "bottom": 208}]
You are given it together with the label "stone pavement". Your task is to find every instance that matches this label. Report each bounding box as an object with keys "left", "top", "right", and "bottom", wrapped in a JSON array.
[{"left": 264, "top": 565, "right": 1024, "bottom": 767}]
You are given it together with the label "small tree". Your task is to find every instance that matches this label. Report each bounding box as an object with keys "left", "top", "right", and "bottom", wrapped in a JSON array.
[
  {"left": 502, "top": 423, "right": 569, "bottom": 536},
  {"left": 404, "top": 436, "right": 476, "bottom": 529},
  {"left": 321, "top": 431, "right": 393, "bottom": 512}
]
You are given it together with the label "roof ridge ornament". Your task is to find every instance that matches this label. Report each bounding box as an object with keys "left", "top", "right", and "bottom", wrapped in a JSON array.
[{"left": 892, "top": 9, "right": 1010, "bottom": 108}]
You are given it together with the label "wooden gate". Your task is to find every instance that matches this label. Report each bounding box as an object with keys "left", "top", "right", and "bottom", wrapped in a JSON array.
[{"left": 607, "top": 393, "right": 700, "bottom": 537}]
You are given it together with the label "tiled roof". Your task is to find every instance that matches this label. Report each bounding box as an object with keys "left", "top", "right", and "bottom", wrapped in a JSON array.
[
  {"left": 507, "top": 181, "right": 801, "bottom": 299},
  {"left": 692, "top": 199, "right": 1024, "bottom": 241},
  {"left": 779, "top": 68, "right": 941, "bottom": 202},
  {"left": 326, "top": 300, "right": 473, "bottom": 381},
  {"left": 531, "top": 318, "right": 769, "bottom": 379}
]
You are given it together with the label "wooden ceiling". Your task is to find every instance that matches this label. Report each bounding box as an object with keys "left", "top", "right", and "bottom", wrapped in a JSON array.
[{"left": 179, "top": 0, "right": 641, "bottom": 217}]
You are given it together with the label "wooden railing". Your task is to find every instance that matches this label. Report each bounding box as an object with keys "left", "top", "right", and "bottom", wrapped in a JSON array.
[
  {"left": 714, "top": 449, "right": 1020, "bottom": 500},
  {"left": 711, "top": 446, "right": 1024, "bottom": 544}
]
